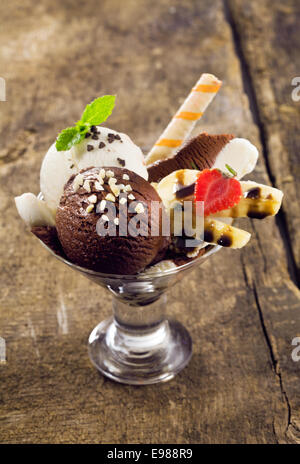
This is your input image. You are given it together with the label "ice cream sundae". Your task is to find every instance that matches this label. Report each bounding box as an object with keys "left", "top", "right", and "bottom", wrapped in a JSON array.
[{"left": 15, "top": 75, "right": 283, "bottom": 275}]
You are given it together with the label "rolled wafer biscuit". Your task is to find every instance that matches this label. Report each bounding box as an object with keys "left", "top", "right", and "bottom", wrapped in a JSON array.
[{"left": 146, "top": 73, "right": 222, "bottom": 165}]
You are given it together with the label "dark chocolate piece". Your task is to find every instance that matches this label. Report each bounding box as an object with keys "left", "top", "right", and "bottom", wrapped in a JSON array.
[{"left": 117, "top": 158, "right": 126, "bottom": 167}]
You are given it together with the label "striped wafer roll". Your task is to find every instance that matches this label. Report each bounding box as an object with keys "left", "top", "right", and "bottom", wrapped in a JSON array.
[{"left": 145, "top": 73, "right": 222, "bottom": 165}]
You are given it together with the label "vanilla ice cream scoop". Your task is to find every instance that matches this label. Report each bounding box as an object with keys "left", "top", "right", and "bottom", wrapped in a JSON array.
[
  {"left": 212, "top": 138, "right": 258, "bottom": 180},
  {"left": 40, "top": 126, "right": 148, "bottom": 211}
]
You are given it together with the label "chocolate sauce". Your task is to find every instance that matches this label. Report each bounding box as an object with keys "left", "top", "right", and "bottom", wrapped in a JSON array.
[
  {"left": 175, "top": 182, "right": 195, "bottom": 199},
  {"left": 174, "top": 171, "right": 195, "bottom": 200},
  {"left": 246, "top": 187, "right": 261, "bottom": 199},
  {"left": 217, "top": 234, "right": 232, "bottom": 247},
  {"left": 204, "top": 230, "right": 214, "bottom": 243},
  {"left": 247, "top": 211, "right": 270, "bottom": 219}
]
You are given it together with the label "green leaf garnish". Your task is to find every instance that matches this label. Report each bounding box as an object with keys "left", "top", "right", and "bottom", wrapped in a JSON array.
[
  {"left": 225, "top": 164, "right": 237, "bottom": 177},
  {"left": 81, "top": 95, "right": 116, "bottom": 125},
  {"left": 190, "top": 161, "right": 198, "bottom": 170},
  {"left": 56, "top": 127, "right": 85, "bottom": 151},
  {"left": 55, "top": 95, "right": 116, "bottom": 151}
]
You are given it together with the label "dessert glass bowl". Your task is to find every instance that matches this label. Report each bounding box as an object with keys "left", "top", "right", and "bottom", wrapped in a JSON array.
[{"left": 38, "top": 233, "right": 220, "bottom": 385}]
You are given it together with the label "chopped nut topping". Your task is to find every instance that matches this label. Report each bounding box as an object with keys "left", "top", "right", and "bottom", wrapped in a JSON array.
[
  {"left": 94, "top": 181, "right": 104, "bottom": 191},
  {"left": 128, "top": 193, "right": 135, "bottom": 200},
  {"left": 122, "top": 174, "right": 130, "bottom": 181},
  {"left": 86, "top": 204, "right": 94, "bottom": 213},
  {"left": 99, "top": 168, "right": 106, "bottom": 179},
  {"left": 106, "top": 170, "right": 114, "bottom": 178},
  {"left": 73, "top": 173, "right": 84, "bottom": 192},
  {"left": 123, "top": 184, "right": 132, "bottom": 192},
  {"left": 135, "top": 203, "right": 145, "bottom": 214},
  {"left": 99, "top": 200, "right": 106, "bottom": 211},
  {"left": 111, "top": 185, "right": 120, "bottom": 197},
  {"left": 83, "top": 180, "right": 91, "bottom": 192},
  {"left": 88, "top": 194, "right": 97, "bottom": 204},
  {"left": 119, "top": 197, "right": 127, "bottom": 205},
  {"left": 108, "top": 177, "right": 117, "bottom": 187},
  {"left": 101, "top": 214, "right": 109, "bottom": 222},
  {"left": 105, "top": 193, "right": 115, "bottom": 202}
]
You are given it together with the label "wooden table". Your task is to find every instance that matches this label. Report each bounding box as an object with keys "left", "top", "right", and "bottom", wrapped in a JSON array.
[{"left": 0, "top": 0, "right": 299, "bottom": 444}]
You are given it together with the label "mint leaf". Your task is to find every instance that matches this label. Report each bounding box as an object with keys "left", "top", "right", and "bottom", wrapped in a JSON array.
[
  {"left": 81, "top": 95, "right": 116, "bottom": 126},
  {"left": 56, "top": 127, "right": 84, "bottom": 151},
  {"left": 55, "top": 95, "right": 116, "bottom": 151}
]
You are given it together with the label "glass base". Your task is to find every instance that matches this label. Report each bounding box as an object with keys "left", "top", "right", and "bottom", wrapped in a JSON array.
[{"left": 88, "top": 317, "right": 192, "bottom": 385}]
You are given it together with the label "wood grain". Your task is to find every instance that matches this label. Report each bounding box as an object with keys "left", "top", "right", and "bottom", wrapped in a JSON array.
[
  {"left": 227, "top": 0, "right": 300, "bottom": 283},
  {"left": 0, "top": 0, "right": 299, "bottom": 444}
]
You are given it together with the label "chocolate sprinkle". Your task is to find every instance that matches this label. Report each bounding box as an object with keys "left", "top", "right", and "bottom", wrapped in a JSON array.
[
  {"left": 92, "top": 134, "right": 99, "bottom": 140},
  {"left": 85, "top": 132, "right": 91, "bottom": 138},
  {"left": 117, "top": 158, "right": 125, "bottom": 167},
  {"left": 107, "top": 133, "right": 116, "bottom": 143},
  {"left": 87, "top": 144, "right": 94, "bottom": 151},
  {"left": 90, "top": 126, "right": 97, "bottom": 133},
  {"left": 99, "top": 142, "right": 106, "bottom": 149}
]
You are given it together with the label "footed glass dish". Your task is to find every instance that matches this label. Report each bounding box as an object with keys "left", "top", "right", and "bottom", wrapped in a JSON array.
[{"left": 38, "top": 237, "right": 220, "bottom": 385}]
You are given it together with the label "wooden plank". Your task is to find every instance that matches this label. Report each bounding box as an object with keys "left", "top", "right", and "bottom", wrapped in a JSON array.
[
  {"left": 0, "top": 0, "right": 299, "bottom": 444},
  {"left": 227, "top": 0, "right": 300, "bottom": 283},
  {"left": 226, "top": 0, "right": 300, "bottom": 442}
]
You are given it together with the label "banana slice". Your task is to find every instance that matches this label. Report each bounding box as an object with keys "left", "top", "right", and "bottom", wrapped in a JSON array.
[
  {"left": 156, "top": 169, "right": 251, "bottom": 249},
  {"left": 156, "top": 170, "right": 283, "bottom": 220},
  {"left": 204, "top": 218, "right": 250, "bottom": 248},
  {"left": 212, "top": 181, "right": 283, "bottom": 219},
  {"left": 156, "top": 169, "right": 199, "bottom": 211},
  {"left": 241, "top": 180, "right": 283, "bottom": 201}
]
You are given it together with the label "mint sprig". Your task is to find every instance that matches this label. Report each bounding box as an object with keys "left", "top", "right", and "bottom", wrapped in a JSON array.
[
  {"left": 56, "top": 95, "right": 116, "bottom": 151},
  {"left": 55, "top": 127, "right": 84, "bottom": 151}
]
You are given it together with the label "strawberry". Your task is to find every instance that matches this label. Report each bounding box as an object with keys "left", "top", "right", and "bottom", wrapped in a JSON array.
[{"left": 194, "top": 169, "right": 242, "bottom": 216}]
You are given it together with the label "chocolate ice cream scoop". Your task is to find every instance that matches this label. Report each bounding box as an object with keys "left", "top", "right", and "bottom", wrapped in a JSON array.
[{"left": 56, "top": 167, "right": 170, "bottom": 274}]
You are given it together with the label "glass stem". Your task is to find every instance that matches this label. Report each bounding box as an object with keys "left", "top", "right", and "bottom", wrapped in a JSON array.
[{"left": 111, "top": 295, "right": 169, "bottom": 354}]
